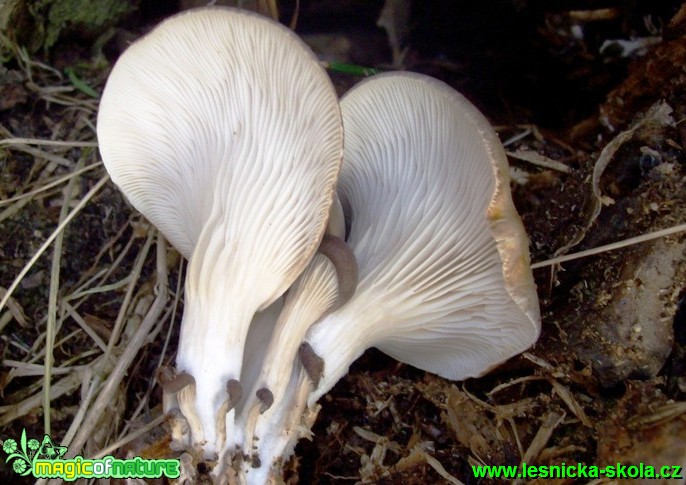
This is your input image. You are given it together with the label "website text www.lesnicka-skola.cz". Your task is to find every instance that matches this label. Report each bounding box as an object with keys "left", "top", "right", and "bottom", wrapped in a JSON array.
[{"left": 472, "top": 462, "right": 684, "bottom": 480}]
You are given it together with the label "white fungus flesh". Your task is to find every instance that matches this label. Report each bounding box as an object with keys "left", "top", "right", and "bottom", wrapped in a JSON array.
[
  {"left": 303, "top": 72, "right": 541, "bottom": 407},
  {"left": 235, "top": 197, "right": 357, "bottom": 480},
  {"left": 236, "top": 253, "right": 338, "bottom": 480},
  {"left": 97, "top": 7, "right": 343, "bottom": 455}
]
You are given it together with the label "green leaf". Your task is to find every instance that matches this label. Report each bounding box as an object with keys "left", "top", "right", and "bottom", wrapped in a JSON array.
[
  {"left": 5, "top": 452, "right": 26, "bottom": 462},
  {"left": 19, "top": 429, "right": 27, "bottom": 456},
  {"left": 65, "top": 67, "right": 99, "bottom": 98},
  {"left": 323, "top": 61, "right": 382, "bottom": 77}
]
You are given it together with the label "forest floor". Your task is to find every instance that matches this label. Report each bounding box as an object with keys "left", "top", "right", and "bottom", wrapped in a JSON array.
[{"left": 0, "top": 1, "right": 685, "bottom": 483}]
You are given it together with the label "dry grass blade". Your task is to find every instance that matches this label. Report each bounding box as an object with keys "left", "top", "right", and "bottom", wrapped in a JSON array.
[
  {"left": 5, "top": 144, "right": 75, "bottom": 168},
  {"left": 65, "top": 234, "right": 169, "bottom": 457},
  {"left": 501, "top": 128, "right": 533, "bottom": 147},
  {"left": 519, "top": 410, "right": 566, "bottom": 476},
  {"left": 531, "top": 222, "right": 686, "bottom": 269},
  {"left": 392, "top": 443, "right": 465, "bottom": 485},
  {"left": 522, "top": 351, "right": 555, "bottom": 370},
  {"left": 627, "top": 401, "right": 686, "bottom": 428},
  {"left": 487, "top": 375, "right": 546, "bottom": 396},
  {"left": 90, "top": 414, "right": 165, "bottom": 460},
  {"left": 44, "top": 158, "right": 83, "bottom": 435},
  {"left": 0, "top": 372, "right": 83, "bottom": 427},
  {"left": 422, "top": 452, "right": 464, "bottom": 485},
  {"left": 104, "top": 229, "right": 156, "bottom": 359},
  {"left": 289, "top": 0, "right": 300, "bottom": 29},
  {"left": 0, "top": 287, "right": 28, "bottom": 328},
  {"left": 262, "top": 0, "right": 279, "bottom": 21},
  {"left": 0, "top": 138, "right": 98, "bottom": 148},
  {"left": 0, "top": 194, "right": 33, "bottom": 224},
  {"left": 549, "top": 378, "right": 592, "bottom": 427},
  {"left": 61, "top": 302, "right": 108, "bottom": 351},
  {"left": 0, "top": 162, "right": 103, "bottom": 207},
  {"left": 505, "top": 148, "right": 572, "bottom": 173},
  {"left": 1, "top": 360, "right": 75, "bottom": 377},
  {"left": 354, "top": 426, "right": 402, "bottom": 454}
]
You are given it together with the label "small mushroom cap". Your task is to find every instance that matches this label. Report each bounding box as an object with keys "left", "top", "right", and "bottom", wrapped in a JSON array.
[{"left": 306, "top": 72, "right": 540, "bottom": 396}]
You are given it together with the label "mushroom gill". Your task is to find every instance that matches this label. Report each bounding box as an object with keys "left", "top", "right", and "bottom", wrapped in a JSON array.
[
  {"left": 241, "top": 71, "right": 541, "bottom": 481},
  {"left": 303, "top": 73, "right": 540, "bottom": 406}
]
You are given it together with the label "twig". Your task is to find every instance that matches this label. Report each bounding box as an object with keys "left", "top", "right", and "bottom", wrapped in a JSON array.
[
  {"left": 518, "top": 410, "right": 566, "bottom": 482},
  {"left": 0, "top": 138, "right": 98, "bottom": 148},
  {"left": 532, "top": 222, "right": 686, "bottom": 269},
  {"left": 44, "top": 158, "right": 83, "bottom": 435},
  {"left": 505, "top": 149, "right": 572, "bottom": 173}
]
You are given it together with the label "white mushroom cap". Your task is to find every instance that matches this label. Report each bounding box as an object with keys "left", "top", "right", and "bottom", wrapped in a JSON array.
[
  {"left": 304, "top": 72, "right": 541, "bottom": 405},
  {"left": 97, "top": 7, "right": 343, "bottom": 454}
]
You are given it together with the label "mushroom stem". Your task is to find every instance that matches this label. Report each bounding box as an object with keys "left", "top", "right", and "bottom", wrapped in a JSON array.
[
  {"left": 159, "top": 366, "right": 198, "bottom": 450},
  {"left": 237, "top": 235, "right": 356, "bottom": 467},
  {"left": 97, "top": 6, "right": 344, "bottom": 464},
  {"left": 166, "top": 408, "right": 191, "bottom": 452},
  {"left": 303, "top": 305, "right": 372, "bottom": 406},
  {"left": 176, "top": 237, "right": 261, "bottom": 454},
  {"left": 241, "top": 366, "right": 319, "bottom": 484},
  {"left": 326, "top": 194, "right": 346, "bottom": 239},
  {"left": 176, "top": 380, "right": 206, "bottom": 455},
  {"left": 236, "top": 254, "right": 337, "bottom": 456},
  {"left": 158, "top": 368, "right": 196, "bottom": 394}
]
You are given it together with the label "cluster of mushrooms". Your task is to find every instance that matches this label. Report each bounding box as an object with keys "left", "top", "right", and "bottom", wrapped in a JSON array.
[{"left": 97, "top": 7, "right": 541, "bottom": 484}]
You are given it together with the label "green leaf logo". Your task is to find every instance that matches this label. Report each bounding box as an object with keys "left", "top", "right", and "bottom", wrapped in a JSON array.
[
  {"left": 12, "top": 458, "right": 28, "bottom": 474},
  {"left": 2, "top": 429, "right": 67, "bottom": 477},
  {"left": 2, "top": 438, "right": 17, "bottom": 454}
]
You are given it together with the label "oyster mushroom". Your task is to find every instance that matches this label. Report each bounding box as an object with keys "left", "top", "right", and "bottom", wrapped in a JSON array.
[
  {"left": 97, "top": 7, "right": 343, "bottom": 456},
  {"left": 305, "top": 71, "right": 541, "bottom": 402},
  {"left": 304, "top": 72, "right": 540, "bottom": 403},
  {"left": 245, "top": 71, "right": 541, "bottom": 480}
]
